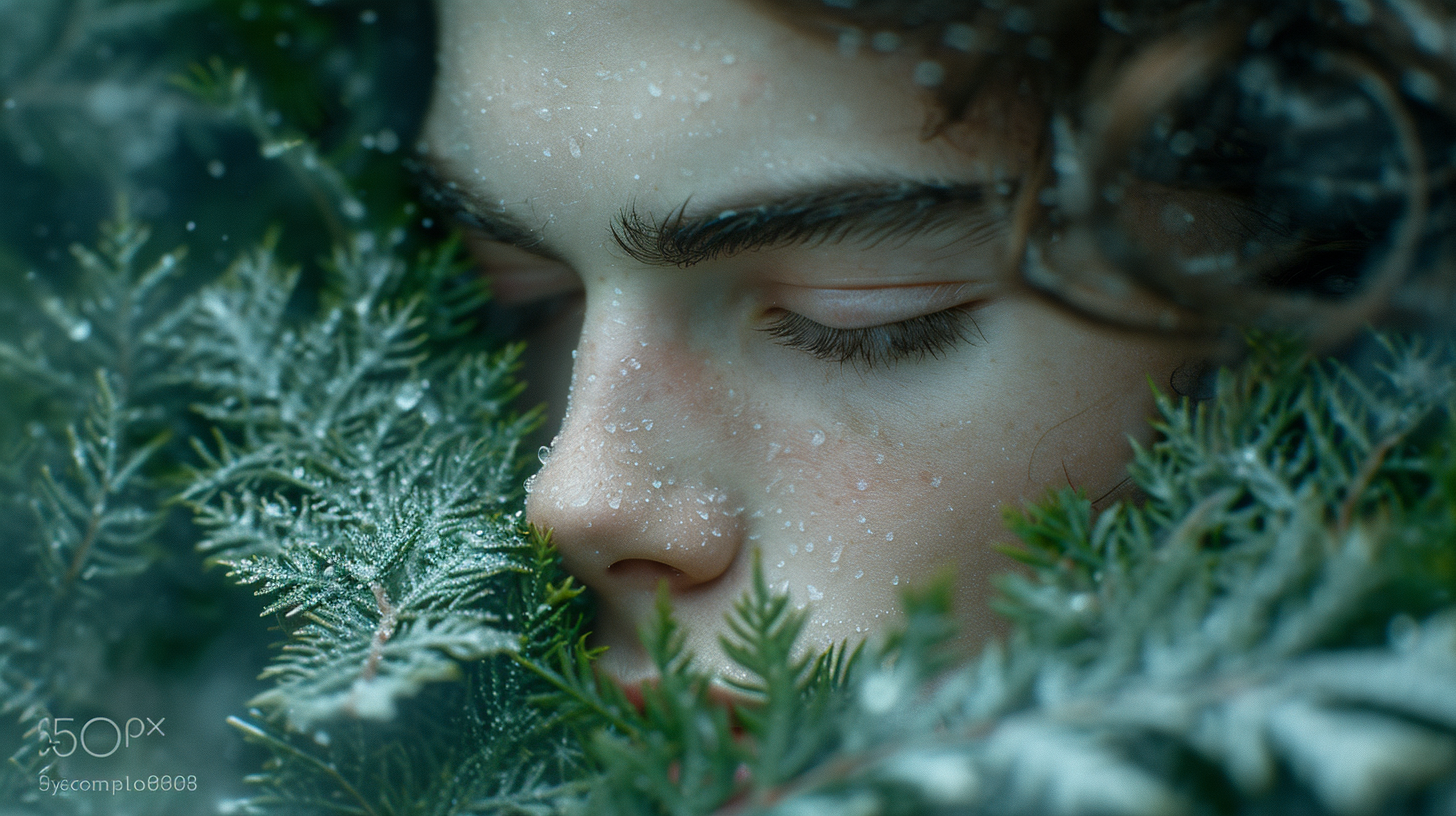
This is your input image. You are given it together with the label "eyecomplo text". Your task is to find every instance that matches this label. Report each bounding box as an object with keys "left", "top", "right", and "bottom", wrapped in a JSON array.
[{"left": 38, "top": 774, "right": 197, "bottom": 795}]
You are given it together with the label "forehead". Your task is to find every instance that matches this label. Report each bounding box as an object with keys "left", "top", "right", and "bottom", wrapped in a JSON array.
[{"left": 424, "top": 0, "right": 1023, "bottom": 253}]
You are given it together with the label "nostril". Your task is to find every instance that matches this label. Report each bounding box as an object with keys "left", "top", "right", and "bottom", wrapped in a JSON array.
[
  {"left": 606, "top": 558, "right": 734, "bottom": 594},
  {"left": 607, "top": 559, "right": 686, "bottom": 583}
]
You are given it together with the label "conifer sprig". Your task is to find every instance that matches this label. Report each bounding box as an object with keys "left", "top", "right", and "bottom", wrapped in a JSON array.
[
  {"left": 173, "top": 206, "right": 537, "bottom": 729},
  {"left": 0, "top": 210, "right": 193, "bottom": 797}
]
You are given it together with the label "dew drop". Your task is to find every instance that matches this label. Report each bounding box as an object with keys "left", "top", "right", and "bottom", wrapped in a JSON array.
[{"left": 393, "top": 383, "right": 423, "bottom": 411}]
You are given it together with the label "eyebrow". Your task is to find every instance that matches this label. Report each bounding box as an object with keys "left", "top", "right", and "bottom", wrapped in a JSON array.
[
  {"left": 415, "top": 162, "right": 562, "bottom": 258},
  {"left": 614, "top": 180, "right": 1009, "bottom": 267},
  {"left": 416, "top": 162, "right": 1010, "bottom": 268}
]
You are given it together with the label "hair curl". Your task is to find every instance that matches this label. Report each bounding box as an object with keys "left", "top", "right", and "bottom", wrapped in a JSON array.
[{"left": 756, "top": 0, "right": 1456, "bottom": 347}]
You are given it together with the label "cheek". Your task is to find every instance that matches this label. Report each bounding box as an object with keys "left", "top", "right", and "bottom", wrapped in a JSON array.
[
  {"left": 730, "top": 316, "right": 1175, "bottom": 637},
  {"left": 717, "top": 386, "right": 1025, "bottom": 637}
]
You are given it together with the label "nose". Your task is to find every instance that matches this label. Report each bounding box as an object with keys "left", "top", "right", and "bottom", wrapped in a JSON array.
[{"left": 524, "top": 301, "right": 746, "bottom": 596}]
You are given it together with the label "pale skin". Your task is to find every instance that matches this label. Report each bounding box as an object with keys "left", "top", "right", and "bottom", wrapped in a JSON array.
[{"left": 423, "top": 0, "right": 1191, "bottom": 690}]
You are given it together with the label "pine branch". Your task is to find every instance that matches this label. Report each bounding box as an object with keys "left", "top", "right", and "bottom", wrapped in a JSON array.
[
  {"left": 176, "top": 228, "right": 538, "bottom": 728},
  {"left": 0, "top": 207, "right": 195, "bottom": 800}
]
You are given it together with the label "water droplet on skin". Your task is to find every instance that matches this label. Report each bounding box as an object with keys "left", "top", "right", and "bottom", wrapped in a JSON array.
[
  {"left": 807, "top": 585, "right": 824, "bottom": 601},
  {"left": 608, "top": 494, "right": 622, "bottom": 510},
  {"left": 885, "top": 532, "right": 894, "bottom": 541},
  {"left": 537, "top": 445, "right": 552, "bottom": 465},
  {"left": 809, "top": 429, "right": 825, "bottom": 446},
  {"left": 856, "top": 480, "right": 868, "bottom": 491},
  {"left": 931, "top": 476, "right": 942, "bottom": 488},
  {"left": 892, "top": 575, "right": 900, "bottom": 586},
  {"left": 647, "top": 83, "right": 663, "bottom": 97},
  {"left": 568, "top": 137, "right": 582, "bottom": 158}
]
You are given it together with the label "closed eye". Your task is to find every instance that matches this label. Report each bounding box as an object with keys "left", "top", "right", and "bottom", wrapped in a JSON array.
[{"left": 760, "top": 303, "right": 984, "bottom": 368}]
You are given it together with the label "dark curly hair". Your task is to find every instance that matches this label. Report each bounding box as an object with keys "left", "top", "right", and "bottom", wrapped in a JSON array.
[{"left": 755, "top": 0, "right": 1456, "bottom": 348}]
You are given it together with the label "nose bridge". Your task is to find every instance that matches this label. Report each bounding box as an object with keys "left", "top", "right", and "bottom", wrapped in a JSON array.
[{"left": 525, "top": 295, "right": 746, "bottom": 587}]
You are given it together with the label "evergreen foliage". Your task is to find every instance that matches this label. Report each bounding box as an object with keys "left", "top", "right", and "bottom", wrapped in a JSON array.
[{"left": 0, "top": 209, "right": 193, "bottom": 795}]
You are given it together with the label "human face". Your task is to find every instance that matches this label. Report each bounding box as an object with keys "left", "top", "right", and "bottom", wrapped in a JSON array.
[{"left": 423, "top": 0, "right": 1187, "bottom": 688}]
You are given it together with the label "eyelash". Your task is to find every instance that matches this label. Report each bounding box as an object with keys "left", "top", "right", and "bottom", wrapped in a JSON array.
[{"left": 761, "top": 305, "right": 983, "bottom": 368}]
